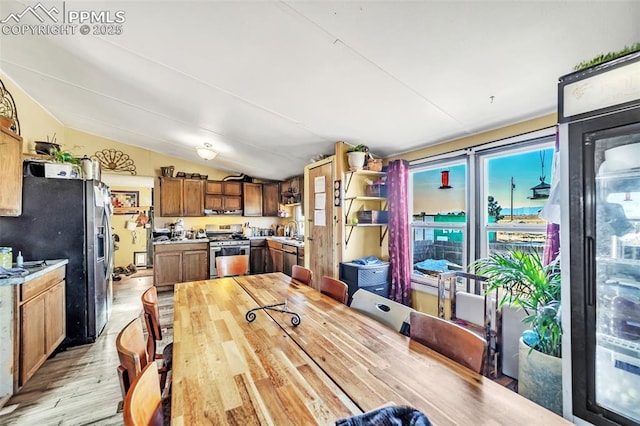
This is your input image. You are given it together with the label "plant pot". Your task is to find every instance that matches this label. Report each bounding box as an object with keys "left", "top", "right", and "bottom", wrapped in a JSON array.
[
  {"left": 347, "top": 151, "right": 366, "bottom": 171},
  {"left": 518, "top": 337, "right": 562, "bottom": 415}
]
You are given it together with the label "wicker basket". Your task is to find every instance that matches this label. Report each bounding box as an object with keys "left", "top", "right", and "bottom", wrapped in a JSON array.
[{"left": 366, "top": 158, "right": 383, "bottom": 172}]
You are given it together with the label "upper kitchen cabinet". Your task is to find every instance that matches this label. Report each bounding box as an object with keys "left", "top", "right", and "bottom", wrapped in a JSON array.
[
  {"left": 0, "top": 127, "right": 23, "bottom": 216},
  {"left": 281, "top": 176, "right": 302, "bottom": 205},
  {"left": 262, "top": 182, "right": 280, "bottom": 217},
  {"left": 159, "top": 177, "right": 204, "bottom": 217},
  {"left": 205, "top": 180, "right": 243, "bottom": 213},
  {"left": 243, "top": 182, "right": 263, "bottom": 216}
]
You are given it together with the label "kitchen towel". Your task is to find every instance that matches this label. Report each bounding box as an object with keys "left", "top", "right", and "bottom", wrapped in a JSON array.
[{"left": 0, "top": 266, "right": 29, "bottom": 278}]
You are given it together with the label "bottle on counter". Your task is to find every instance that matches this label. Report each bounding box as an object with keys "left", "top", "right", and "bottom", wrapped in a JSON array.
[{"left": 16, "top": 251, "right": 23, "bottom": 268}]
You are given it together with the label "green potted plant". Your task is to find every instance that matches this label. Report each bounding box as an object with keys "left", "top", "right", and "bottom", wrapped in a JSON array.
[
  {"left": 346, "top": 144, "right": 370, "bottom": 171},
  {"left": 472, "top": 249, "right": 562, "bottom": 414}
]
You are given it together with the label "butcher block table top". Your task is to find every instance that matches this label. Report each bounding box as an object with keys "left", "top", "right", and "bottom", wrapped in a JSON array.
[{"left": 173, "top": 273, "right": 572, "bottom": 425}]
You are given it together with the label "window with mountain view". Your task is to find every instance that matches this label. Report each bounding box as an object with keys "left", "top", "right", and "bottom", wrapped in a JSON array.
[{"left": 409, "top": 134, "right": 555, "bottom": 285}]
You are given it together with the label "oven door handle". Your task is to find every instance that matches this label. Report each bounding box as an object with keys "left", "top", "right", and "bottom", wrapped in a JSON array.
[{"left": 210, "top": 246, "right": 222, "bottom": 253}]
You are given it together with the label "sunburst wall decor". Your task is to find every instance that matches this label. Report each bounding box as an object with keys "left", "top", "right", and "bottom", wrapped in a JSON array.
[
  {"left": 93, "top": 149, "right": 137, "bottom": 175},
  {"left": 0, "top": 78, "right": 20, "bottom": 135}
]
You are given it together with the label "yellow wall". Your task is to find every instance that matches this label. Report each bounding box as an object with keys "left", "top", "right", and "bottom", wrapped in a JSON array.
[{"left": 1, "top": 72, "right": 65, "bottom": 153}]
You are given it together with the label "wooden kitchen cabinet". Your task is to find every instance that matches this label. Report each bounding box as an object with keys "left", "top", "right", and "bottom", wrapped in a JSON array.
[
  {"left": 297, "top": 246, "right": 305, "bottom": 266},
  {"left": 0, "top": 127, "right": 23, "bottom": 216},
  {"left": 183, "top": 179, "right": 204, "bottom": 216},
  {"left": 159, "top": 177, "right": 204, "bottom": 217},
  {"left": 243, "top": 183, "right": 263, "bottom": 217},
  {"left": 262, "top": 182, "right": 280, "bottom": 217},
  {"left": 154, "top": 242, "right": 209, "bottom": 291},
  {"left": 18, "top": 264, "right": 66, "bottom": 387},
  {"left": 205, "top": 180, "right": 243, "bottom": 212},
  {"left": 250, "top": 239, "right": 266, "bottom": 274},
  {"left": 267, "top": 240, "right": 283, "bottom": 273}
]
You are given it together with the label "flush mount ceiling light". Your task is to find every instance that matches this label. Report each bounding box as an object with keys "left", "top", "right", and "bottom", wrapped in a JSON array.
[{"left": 196, "top": 143, "right": 217, "bottom": 160}]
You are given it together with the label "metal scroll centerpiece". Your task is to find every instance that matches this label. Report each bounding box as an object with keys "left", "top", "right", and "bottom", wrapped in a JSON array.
[{"left": 245, "top": 298, "right": 301, "bottom": 327}]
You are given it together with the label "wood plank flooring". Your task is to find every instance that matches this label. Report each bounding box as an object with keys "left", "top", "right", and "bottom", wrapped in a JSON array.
[{"left": 0, "top": 271, "right": 516, "bottom": 425}]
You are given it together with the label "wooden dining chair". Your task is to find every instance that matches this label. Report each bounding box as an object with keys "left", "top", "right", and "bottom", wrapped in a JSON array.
[
  {"left": 141, "top": 286, "right": 173, "bottom": 370},
  {"left": 215, "top": 255, "right": 249, "bottom": 277},
  {"left": 116, "top": 317, "right": 170, "bottom": 402},
  {"left": 320, "top": 276, "right": 348, "bottom": 304},
  {"left": 291, "top": 265, "right": 313, "bottom": 286},
  {"left": 409, "top": 310, "right": 488, "bottom": 374},
  {"left": 122, "top": 362, "right": 164, "bottom": 426}
]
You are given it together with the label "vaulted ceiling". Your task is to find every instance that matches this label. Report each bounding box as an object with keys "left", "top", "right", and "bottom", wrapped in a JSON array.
[{"left": 1, "top": 1, "right": 638, "bottom": 180}]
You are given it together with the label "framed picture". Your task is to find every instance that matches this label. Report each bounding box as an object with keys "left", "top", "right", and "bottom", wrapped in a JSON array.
[
  {"left": 112, "top": 190, "right": 140, "bottom": 215},
  {"left": 133, "top": 251, "right": 148, "bottom": 267}
]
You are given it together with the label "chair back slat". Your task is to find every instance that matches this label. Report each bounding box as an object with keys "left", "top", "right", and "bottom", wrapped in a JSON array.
[
  {"left": 216, "top": 255, "right": 249, "bottom": 277},
  {"left": 123, "top": 362, "right": 164, "bottom": 426},
  {"left": 320, "top": 276, "right": 348, "bottom": 304},
  {"left": 116, "top": 318, "right": 149, "bottom": 399},
  {"left": 409, "top": 311, "right": 487, "bottom": 374},
  {"left": 291, "top": 265, "right": 313, "bottom": 286}
]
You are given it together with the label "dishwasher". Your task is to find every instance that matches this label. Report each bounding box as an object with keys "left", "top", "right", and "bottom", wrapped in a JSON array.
[{"left": 283, "top": 244, "right": 297, "bottom": 277}]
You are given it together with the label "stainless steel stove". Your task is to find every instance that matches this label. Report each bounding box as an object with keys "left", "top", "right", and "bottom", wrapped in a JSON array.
[{"left": 206, "top": 225, "right": 250, "bottom": 277}]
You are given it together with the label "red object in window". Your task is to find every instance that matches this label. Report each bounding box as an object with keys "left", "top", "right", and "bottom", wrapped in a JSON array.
[{"left": 439, "top": 170, "right": 452, "bottom": 189}]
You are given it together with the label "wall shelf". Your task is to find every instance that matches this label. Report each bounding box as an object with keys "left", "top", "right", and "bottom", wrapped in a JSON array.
[
  {"left": 344, "top": 224, "right": 388, "bottom": 246},
  {"left": 344, "top": 170, "right": 386, "bottom": 193}
]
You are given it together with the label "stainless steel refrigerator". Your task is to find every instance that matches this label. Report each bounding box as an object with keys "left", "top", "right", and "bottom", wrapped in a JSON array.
[
  {"left": 560, "top": 51, "right": 640, "bottom": 425},
  {"left": 0, "top": 176, "right": 114, "bottom": 347}
]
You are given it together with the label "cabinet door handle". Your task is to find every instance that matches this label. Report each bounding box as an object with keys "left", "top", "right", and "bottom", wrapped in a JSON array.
[{"left": 307, "top": 236, "right": 313, "bottom": 241}]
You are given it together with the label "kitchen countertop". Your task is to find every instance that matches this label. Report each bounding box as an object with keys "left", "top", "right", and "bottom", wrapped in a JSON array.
[
  {"left": 266, "top": 236, "right": 305, "bottom": 248},
  {"left": 0, "top": 259, "right": 69, "bottom": 286},
  {"left": 153, "top": 238, "right": 210, "bottom": 245}
]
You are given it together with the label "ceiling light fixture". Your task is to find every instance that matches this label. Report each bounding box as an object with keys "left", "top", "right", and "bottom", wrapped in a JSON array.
[{"left": 196, "top": 143, "right": 217, "bottom": 160}]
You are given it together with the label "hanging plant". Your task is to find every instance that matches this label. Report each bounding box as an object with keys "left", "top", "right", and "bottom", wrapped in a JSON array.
[{"left": 573, "top": 42, "right": 640, "bottom": 71}]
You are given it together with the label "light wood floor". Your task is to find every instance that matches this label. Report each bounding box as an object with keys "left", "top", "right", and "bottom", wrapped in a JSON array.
[{"left": 0, "top": 270, "right": 165, "bottom": 426}]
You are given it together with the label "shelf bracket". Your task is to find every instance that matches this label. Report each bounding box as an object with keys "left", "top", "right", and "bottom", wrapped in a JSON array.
[
  {"left": 344, "top": 198, "right": 355, "bottom": 223},
  {"left": 245, "top": 299, "right": 301, "bottom": 327},
  {"left": 345, "top": 226, "right": 355, "bottom": 246},
  {"left": 345, "top": 172, "right": 355, "bottom": 193},
  {"left": 380, "top": 226, "right": 388, "bottom": 246}
]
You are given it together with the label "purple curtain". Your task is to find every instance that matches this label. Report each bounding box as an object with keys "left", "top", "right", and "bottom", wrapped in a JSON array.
[
  {"left": 387, "top": 159, "right": 411, "bottom": 306},
  {"left": 543, "top": 127, "right": 560, "bottom": 266}
]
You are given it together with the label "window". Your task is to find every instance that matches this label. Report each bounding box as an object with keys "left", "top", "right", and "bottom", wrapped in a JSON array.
[
  {"left": 410, "top": 132, "right": 555, "bottom": 285},
  {"left": 410, "top": 160, "right": 467, "bottom": 281}
]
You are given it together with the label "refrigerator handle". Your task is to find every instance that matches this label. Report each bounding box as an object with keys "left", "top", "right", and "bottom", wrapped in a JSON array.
[
  {"left": 585, "top": 236, "right": 595, "bottom": 306},
  {"left": 104, "top": 211, "right": 114, "bottom": 278}
]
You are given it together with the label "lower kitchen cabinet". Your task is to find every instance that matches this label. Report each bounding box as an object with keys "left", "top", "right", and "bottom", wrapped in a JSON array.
[
  {"left": 267, "top": 240, "right": 283, "bottom": 273},
  {"left": 18, "top": 264, "right": 66, "bottom": 387},
  {"left": 250, "top": 239, "right": 266, "bottom": 274},
  {"left": 297, "top": 246, "right": 304, "bottom": 266},
  {"left": 154, "top": 242, "right": 208, "bottom": 291}
]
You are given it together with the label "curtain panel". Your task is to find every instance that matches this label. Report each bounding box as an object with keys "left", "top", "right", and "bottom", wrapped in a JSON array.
[{"left": 387, "top": 159, "right": 411, "bottom": 306}]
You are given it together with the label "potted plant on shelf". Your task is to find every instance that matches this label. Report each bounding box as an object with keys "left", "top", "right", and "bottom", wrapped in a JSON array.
[
  {"left": 472, "top": 249, "right": 562, "bottom": 415},
  {"left": 346, "top": 144, "right": 370, "bottom": 171}
]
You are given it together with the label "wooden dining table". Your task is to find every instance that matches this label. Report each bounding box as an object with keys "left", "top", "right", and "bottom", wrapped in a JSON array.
[{"left": 173, "top": 273, "right": 572, "bottom": 425}]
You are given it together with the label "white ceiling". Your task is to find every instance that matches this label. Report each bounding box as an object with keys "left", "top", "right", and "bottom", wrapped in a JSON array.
[{"left": 1, "top": 1, "right": 638, "bottom": 180}]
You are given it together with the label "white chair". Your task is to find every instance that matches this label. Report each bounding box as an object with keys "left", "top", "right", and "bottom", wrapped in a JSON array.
[
  {"left": 350, "top": 289, "right": 415, "bottom": 334},
  {"left": 500, "top": 302, "right": 529, "bottom": 379}
]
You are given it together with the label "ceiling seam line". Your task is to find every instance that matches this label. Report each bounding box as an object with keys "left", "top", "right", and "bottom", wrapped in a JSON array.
[{"left": 278, "top": 1, "right": 471, "bottom": 131}]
